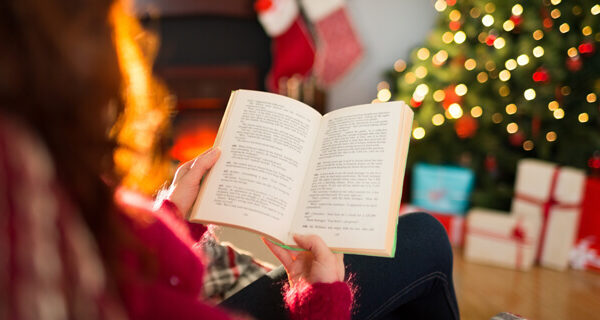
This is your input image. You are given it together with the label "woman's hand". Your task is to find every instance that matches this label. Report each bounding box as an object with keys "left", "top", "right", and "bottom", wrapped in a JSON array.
[
  {"left": 263, "top": 234, "right": 345, "bottom": 285},
  {"left": 167, "top": 147, "right": 221, "bottom": 217}
]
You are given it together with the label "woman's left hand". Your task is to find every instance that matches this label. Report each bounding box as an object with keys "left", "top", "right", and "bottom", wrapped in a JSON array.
[
  {"left": 167, "top": 147, "right": 221, "bottom": 217},
  {"left": 263, "top": 234, "right": 345, "bottom": 285}
]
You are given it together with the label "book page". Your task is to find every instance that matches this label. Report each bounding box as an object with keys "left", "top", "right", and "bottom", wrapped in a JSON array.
[
  {"left": 290, "top": 102, "right": 411, "bottom": 252},
  {"left": 191, "top": 90, "right": 321, "bottom": 242}
]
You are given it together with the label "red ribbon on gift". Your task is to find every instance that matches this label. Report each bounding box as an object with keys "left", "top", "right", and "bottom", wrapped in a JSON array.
[
  {"left": 514, "top": 167, "right": 580, "bottom": 262},
  {"left": 467, "top": 220, "right": 532, "bottom": 269}
]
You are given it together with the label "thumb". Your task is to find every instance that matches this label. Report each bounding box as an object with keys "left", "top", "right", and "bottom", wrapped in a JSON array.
[{"left": 182, "top": 147, "right": 221, "bottom": 184}]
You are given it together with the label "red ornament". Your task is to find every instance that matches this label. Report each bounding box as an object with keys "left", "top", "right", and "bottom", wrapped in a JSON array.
[
  {"left": 442, "top": 85, "right": 462, "bottom": 109},
  {"left": 532, "top": 67, "right": 550, "bottom": 82},
  {"left": 254, "top": 0, "right": 272, "bottom": 12},
  {"left": 454, "top": 116, "right": 478, "bottom": 139},
  {"left": 486, "top": 34, "right": 497, "bottom": 46},
  {"left": 410, "top": 98, "right": 422, "bottom": 108},
  {"left": 566, "top": 56, "right": 583, "bottom": 72},
  {"left": 509, "top": 131, "right": 525, "bottom": 147},
  {"left": 510, "top": 15, "right": 522, "bottom": 26},
  {"left": 449, "top": 21, "right": 461, "bottom": 31},
  {"left": 579, "top": 41, "right": 595, "bottom": 56},
  {"left": 589, "top": 152, "right": 600, "bottom": 170},
  {"left": 446, "top": 0, "right": 457, "bottom": 6},
  {"left": 543, "top": 18, "right": 553, "bottom": 29}
]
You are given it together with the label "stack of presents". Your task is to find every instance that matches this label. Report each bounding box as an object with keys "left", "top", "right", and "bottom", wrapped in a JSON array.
[{"left": 402, "top": 160, "right": 600, "bottom": 272}]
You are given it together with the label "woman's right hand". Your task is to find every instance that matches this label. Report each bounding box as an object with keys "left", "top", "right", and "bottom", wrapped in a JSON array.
[{"left": 263, "top": 234, "right": 345, "bottom": 285}]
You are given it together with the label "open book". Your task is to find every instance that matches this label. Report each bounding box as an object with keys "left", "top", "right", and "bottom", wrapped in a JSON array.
[{"left": 190, "top": 90, "right": 413, "bottom": 257}]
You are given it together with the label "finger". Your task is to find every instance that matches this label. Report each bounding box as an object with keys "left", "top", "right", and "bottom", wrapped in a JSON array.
[
  {"left": 262, "top": 237, "right": 294, "bottom": 268},
  {"left": 183, "top": 147, "right": 221, "bottom": 183},
  {"left": 292, "top": 234, "right": 333, "bottom": 263},
  {"left": 335, "top": 253, "right": 345, "bottom": 281}
]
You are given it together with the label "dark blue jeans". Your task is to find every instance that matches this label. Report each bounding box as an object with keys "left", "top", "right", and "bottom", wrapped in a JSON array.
[{"left": 221, "top": 212, "right": 460, "bottom": 319}]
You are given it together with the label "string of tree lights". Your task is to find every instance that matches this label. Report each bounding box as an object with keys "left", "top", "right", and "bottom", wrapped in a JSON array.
[{"left": 380, "top": 0, "right": 600, "bottom": 209}]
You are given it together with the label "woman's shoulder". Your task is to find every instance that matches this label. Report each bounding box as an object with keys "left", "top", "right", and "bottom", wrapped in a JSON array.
[{"left": 0, "top": 113, "right": 56, "bottom": 183}]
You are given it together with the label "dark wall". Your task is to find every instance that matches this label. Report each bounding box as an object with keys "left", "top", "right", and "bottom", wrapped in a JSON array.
[{"left": 147, "top": 15, "right": 271, "bottom": 91}]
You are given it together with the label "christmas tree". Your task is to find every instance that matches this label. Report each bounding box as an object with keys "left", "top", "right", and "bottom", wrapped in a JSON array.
[{"left": 383, "top": 0, "right": 600, "bottom": 210}]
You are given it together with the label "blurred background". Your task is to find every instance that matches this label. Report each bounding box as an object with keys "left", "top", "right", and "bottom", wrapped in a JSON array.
[{"left": 123, "top": 0, "right": 600, "bottom": 319}]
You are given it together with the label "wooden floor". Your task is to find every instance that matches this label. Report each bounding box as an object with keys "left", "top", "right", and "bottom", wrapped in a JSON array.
[
  {"left": 217, "top": 227, "right": 600, "bottom": 319},
  {"left": 453, "top": 248, "right": 600, "bottom": 320}
]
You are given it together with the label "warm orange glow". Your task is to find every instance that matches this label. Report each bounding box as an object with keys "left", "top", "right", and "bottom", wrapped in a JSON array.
[
  {"left": 170, "top": 128, "right": 218, "bottom": 162},
  {"left": 110, "top": 2, "right": 172, "bottom": 194}
]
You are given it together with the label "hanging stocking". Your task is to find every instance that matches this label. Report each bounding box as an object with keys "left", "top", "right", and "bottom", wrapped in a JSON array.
[
  {"left": 255, "top": 0, "right": 316, "bottom": 93},
  {"left": 301, "top": 0, "right": 363, "bottom": 87}
]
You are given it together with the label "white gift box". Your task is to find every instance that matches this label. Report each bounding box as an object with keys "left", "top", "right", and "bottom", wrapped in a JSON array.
[
  {"left": 465, "top": 208, "right": 541, "bottom": 271},
  {"left": 511, "top": 159, "right": 585, "bottom": 270}
]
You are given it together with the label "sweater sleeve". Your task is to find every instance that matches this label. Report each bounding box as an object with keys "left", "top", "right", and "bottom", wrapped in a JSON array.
[{"left": 285, "top": 281, "right": 354, "bottom": 320}]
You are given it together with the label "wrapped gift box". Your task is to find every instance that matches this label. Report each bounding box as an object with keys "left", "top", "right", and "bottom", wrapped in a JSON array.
[
  {"left": 411, "top": 163, "right": 475, "bottom": 215},
  {"left": 511, "top": 159, "right": 585, "bottom": 270},
  {"left": 464, "top": 208, "right": 541, "bottom": 271},
  {"left": 400, "top": 204, "right": 464, "bottom": 247},
  {"left": 570, "top": 178, "right": 600, "bottom": 272}
]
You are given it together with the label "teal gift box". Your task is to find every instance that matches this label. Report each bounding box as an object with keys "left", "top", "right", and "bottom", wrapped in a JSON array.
[{"left": 411, "top": 163, "right": 475, "bottom": 215}]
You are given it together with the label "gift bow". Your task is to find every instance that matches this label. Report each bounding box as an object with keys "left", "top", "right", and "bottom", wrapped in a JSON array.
[{"left": 515, "top": 167, "right": 580, "bottom": 262}]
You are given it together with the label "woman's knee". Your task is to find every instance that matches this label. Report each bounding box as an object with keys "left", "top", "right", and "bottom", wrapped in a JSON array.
[{"left": 396, "top": 212, "right": 454, "bottom": 274}]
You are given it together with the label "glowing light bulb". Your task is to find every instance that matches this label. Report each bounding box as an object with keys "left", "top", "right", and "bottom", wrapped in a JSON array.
[
  {"left": 592, "top": 4, "right": 600, "bottom": 15},
  {"left": 433, "top": 90, "right": 445, "bottom": 102},
  {"left": 455, "top": 84, "right": 468, "bottom": 96},
  {"left": 533, "top": 46, "right": 545, "bottom": 57},
  {"left": 464, "top": 59, "right": 477, "bottom": 70},
  {"left": 551, "top": 9, "right": 561, "bottom": 19},
  {"left": 579, "top": 113, "right": 589, "bottom": 123},
  {"left": 454, "top": 31, "right": 467, "bottom": 44},
  {"left": 494, "top": 37, "right": 506, "bottom": 49},
  {"left": 587, "top": 93, "right": 597, "bottom": 103},
  {"left": 434, "top": 0, "right": 447, "bottom": 12},
  {"left": 551, "top": 0, "right": 561, "bottom": 4},
  {"left": 404, "top": 72, "right": 416, "bottom": 84},
  {"left": 568, "top": 47, "right": 578, "bottom": 57},
  {"left": 548, "top": 101, "right": 559, "bottom": 111},
  {"left": 477, "top": 72, "right": 489, "bottom": 83},
  {"left": 517, "top": 54, "right": 529, "bottom": 65},
  {"left": 448, "top": 103, "right": 463, "bottom": 118},
  {"left": 471, "top": 106, "right": 483, "bottom": 118},
  {"left": 523, "top": 140, "right": 534, "bottom": 151},
  {"left": 377, "top": 81, "right": 389, "bottom": 91},
  {"left": 505, "top": 103, "right": 517, "bottom": 115},
  {"left": 503, "top": 20, "right": 515, "bottom": 32},
  {"left": 482, "top": 14, "right": 494, "bottom": 27},
  {"left": 417, "top": 48, "right": 430, "bottom": 60},
  {"left": 546, "top": 131, "right": 557, "bottom": 142},
  {"left": 505, "top": 59, "right": 517, "bottom": 70},
  {"left": 560, "top": 23, "right": 570, "bottom": 33},
  {"left": 377, "top": 89, "right": 391, "bottom": 102},
  {"left": 432, "top": 114, "right": 445, "bottom": 126},
  {"left": 512, "top": 4, "right": 523, "bottom": 16},
  {"left": 442, "top": 32, "right": 454, "bottom": 44},
  {"left": 499, "top": 85, "right": 510, "bottom": 97},
  {"left": 415, "top": 66, "right": 428, "bottom": 78},
  {"left": 533, "top": 30, "right": 544, "bottom": 40},
  {"left": 449, "top": 10, "right": 462, "bottom": 21},
  {"left": 394, "top": 59, "right": 407, "bottom": 72},
  {"left": 412, "top": 127, "right": 426, "bottom": 139},
  {"left": 582, "top": 26, "right": 592, "bottom": 36},
  {"left": 507, "top": 122, "right": 519, "bottom": 134},
  {"left": 553, "top": 108, "right": 565, "bottom": 119},
  {"left": 499, "top": 70, "right": 511, "bottom": 81},
  {"left": 524, "top": 89, "right": 536, "bottom": 100}
]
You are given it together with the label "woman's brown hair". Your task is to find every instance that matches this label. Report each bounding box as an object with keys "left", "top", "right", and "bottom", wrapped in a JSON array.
[{"left": 0, "top": 0, "right": 171, "bottom": 266}]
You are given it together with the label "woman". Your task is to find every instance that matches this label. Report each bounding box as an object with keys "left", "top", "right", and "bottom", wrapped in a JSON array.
[{"left": 0, "top": 0, "right": 459, "bottom": 319}]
